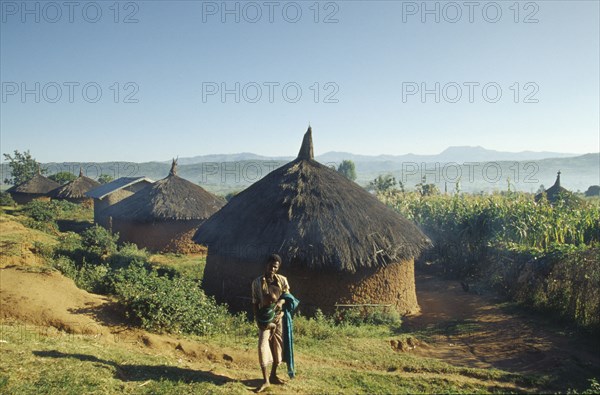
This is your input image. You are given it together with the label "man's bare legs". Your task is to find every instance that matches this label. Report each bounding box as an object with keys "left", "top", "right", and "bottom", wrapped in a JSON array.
[
  {"left": 270, "top": 363, "right": 285, "bottom": 384},
  {"left": 256, "top": 365, "right": 270, "bottom": 393}
]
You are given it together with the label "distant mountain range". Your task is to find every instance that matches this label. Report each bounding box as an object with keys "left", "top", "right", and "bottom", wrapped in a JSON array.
[
  {"left": 165, "top": 146, "right": 578, "bottom": 165},
  {"left": 1, "top": 147, "right": 598, "bottom": 195}
]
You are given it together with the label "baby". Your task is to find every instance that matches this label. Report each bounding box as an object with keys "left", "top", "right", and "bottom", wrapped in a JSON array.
[{"left": 259, "top": 291, "right": 284, "bottom": 332}]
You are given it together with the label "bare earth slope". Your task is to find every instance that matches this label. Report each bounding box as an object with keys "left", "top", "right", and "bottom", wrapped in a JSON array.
[{"left": 404, "top": 274, "right": 600, "bottom": 389}]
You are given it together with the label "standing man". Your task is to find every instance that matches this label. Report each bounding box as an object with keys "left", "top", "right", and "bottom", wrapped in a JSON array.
[{"left": 252, "top": 254, "right": 290, "bottom": 393}]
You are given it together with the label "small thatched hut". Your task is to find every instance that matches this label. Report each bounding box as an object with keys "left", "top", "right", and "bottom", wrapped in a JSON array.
[
  {"left": 6, "top": 170, "right": 60, "bottom": 205},
  {"left": 104, "top": 160, "right": 225, "bottom": 253},
  {"left": 86, "top": 176, "right": 154, "bottom": 227},
  {"left": 535, "top": 171, "right": 573, "bottom": 203},
  {"left": 193, "top": 127, "right": 430, "bottom": 314},
  {"left": 50, "top": 168, "right": 100, "bottom": 206}
]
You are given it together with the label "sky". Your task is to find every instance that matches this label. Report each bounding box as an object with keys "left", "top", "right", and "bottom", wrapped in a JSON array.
[{"left": 1, "top": 0, "right": 599, "bottom": 163}]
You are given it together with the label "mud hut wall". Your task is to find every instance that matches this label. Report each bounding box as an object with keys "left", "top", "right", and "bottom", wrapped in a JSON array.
[
  {"left": 111, "top": 219, "right": 204, "bottom": 253},
  {"left": 10, "top": 193, "right": 51, "bottom": 205},
  {"left": 203, "top": 254, "right": 419, "bottom": 315},
  {"left": 94, "top": 189, "right": 135, "bottom": 227},
  {"left": 53, "top": 196, "right": 94, "bottom": 207}
]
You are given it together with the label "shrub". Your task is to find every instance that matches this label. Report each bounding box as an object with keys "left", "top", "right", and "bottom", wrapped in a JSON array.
[
  {"left": 80, "top": 225, "right": 118, "bottom": 258},
  {"left": 49, "top": 255, "right": 111, "bottom": 294},
  {"left": 0, "top": 192, "right": 15, "bottom": 206},
  {"left": 108, "top": 242, "right": 149, "bottom": 270},
  {"left": 294, "top": 309, "right": 336, "bottom": 341},
  {"left": 333, "top": 306, "right": 402, "bottom": 327},
  {"left": 24, "top": 200, "right": 59, "bottom": 222},
  {"left": 109, "top": 261, "right": 234, "bottom": 336},
  {"left": 76, "top": 259, "right": 111, "bottom": 294}
]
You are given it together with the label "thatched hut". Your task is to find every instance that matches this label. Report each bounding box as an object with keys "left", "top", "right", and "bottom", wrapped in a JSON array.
[
  {"left": 50, "top": 168, "right": 100, "bottom": 206},
  {"left": 193, "top": 127, "right": 430, "bottom": 314},
  {"left": 103, "top": 160, "right": 225, "bottom": 253},
  {"left": 535, "top": 171, "right": 573, "bottom": 203},
  {"left": 6, "top": 170, "right": 60, "bottom": 205},
  {"left": 86, "top": 176, "right": 154, "bottom": 227}
]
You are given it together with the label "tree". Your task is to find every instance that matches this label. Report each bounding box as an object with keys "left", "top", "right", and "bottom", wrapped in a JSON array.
[
  {"left": 368, "top": 174, "right": 397, "bottom": 193},
  {"left": 224, "top": 190, "right": 241, "bottom": 202},
  {"left": 416, "top": 176, "right": 440, "bottom": 196},
  {"left": 585, "top": 185, "right": 600, "bottom": 197},
  {"left": 98, "top": 174, "right": 114, "bottom": 184},
  {"left": 337, "top": 160, "right": 357, "bottom": 181},
  {"left": 3, "top": 150, "right": 44, "bottom": 185},
  {"left": 536, "top": 184, "right": 546, "bottom": 194},
  {"left": 48, "top": 171, "right": 77, "bottom": 185}
]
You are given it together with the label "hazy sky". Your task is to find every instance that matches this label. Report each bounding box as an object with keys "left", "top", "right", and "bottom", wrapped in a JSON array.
[{"left": 1, "top": 0, "right": 599, "bottom": 162}]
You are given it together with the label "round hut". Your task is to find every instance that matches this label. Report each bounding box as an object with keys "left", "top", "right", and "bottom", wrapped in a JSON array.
[
  {"left": 6, "top": 170, "right": 60, "bottom": 205},
  {"left": 535, "top": 171, "right": 573, "bottom": 203},
  {"left": 86, "top": 176, "right": 154, "bottom": 228},
  {"left": 104, "top": 160, "right": 225, "bottom": 253},
  {"left": 50, "top": 168, "right": 101, "bottom": 206},
  {"left": 193, "top": 127, "right": 430, "bottom": 314}
]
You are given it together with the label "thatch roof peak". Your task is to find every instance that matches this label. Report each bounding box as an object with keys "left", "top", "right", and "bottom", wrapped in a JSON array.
[
  {"left": 52, "top": 173, "right": 101, "bottom": 199},
  {"left": 79, "top": 167, "right": 84, "bottom": 177},
  {"left": 297, "top": 126, "right": 314, "bottom": 160},
  {"left": 194, "top": 128, "right": 430, "bottom": 274},
  {"left": 553, "top": 170, "right": 561, "bottom": 188},
  {"left": 535, "top": 170, "right": 571, "bottom": 203},
  {"left": 169, "top": 158, "right": 178, "bottom": 176}
]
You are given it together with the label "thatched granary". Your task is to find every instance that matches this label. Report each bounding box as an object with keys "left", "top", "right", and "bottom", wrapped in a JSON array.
[
  {"left": 535, "top": 171, "right": 573, "bottom": 203},
  {"left": 103, "top": 160, "right": 225, "bottom": 253},
  {"left": 193, "top": 127, "right": 430, "bottom": 314},
  {"left": 50, "top": 168, "right": 100, "bottom": 205},
  {"left": 86, "top": 176, "right": 154, "bottom": 227},
  {"left": 6, "top": 170, "right": 60, "bottom": 205}
]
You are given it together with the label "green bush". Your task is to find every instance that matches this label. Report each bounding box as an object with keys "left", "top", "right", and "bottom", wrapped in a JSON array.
[
  {"left": 23, "top": 218, "right": 59, "bottom": 234},
  {"left": 50, "top": 255, "right": 79, "bottom": 280},
  {"left": 108, "top": 242, "right": 148, "bottom": 270},
  {"left": 56, "top": 232, "right": 83, "bottom": 252},
  {"left": 333, "top": 306, "right": 402, "bottom": 327},
  {"left": 48, "top": 255, "right": 111, "bottom": 294},
  {"left": 568, "top": 378, "right": 600, "bottom": 394},
  {"left": 24, "top": 200, "right": 59, "bottom": 222},
  {"left": 0, "top": 191, "right": 15, "bottom": 206},
  {"left": 109, "top": 261, "right": 234, "bottom": 336},
  {"left": 76, "top": 259, "right": 111, "bottom": 294},
  {"left": 80, "top": 225, "right": 118, "bottom": 258},
  {"left": 294, "top": 309, "right": 337, "bottom": 340}
]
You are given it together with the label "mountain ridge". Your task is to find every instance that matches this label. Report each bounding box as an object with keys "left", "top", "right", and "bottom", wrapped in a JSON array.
[{"left": 164, "top": 146, "right": 581, "bottom": 165}]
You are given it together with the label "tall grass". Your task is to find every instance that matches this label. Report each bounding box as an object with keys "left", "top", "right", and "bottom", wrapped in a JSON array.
[{"left": 380, "top": 190, "right": 600, "bottom": 329}]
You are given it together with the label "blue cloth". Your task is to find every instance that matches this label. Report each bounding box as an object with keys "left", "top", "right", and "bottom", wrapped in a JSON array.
[{"left": 280, "top": 292, "right": 299, "bottom": 378}]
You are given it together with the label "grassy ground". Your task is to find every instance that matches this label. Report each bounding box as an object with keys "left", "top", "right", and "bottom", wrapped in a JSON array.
[{"left": 0, "top": 318, "right": 535, "bottom": 395}]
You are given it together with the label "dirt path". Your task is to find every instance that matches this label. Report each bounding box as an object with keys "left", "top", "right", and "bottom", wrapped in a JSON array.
[{"left": 404, "top": 273, "right": 600, "bottom": 389}]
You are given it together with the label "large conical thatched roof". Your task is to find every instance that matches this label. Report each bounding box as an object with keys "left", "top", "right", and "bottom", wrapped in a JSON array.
[
  {"left": 104, "top": 160, "right": 225, "bottom": 222},
  {"left": 51, "top": 169, "right": 101, "bottom": 199},
  {"left": 193, "top": 127, "right": 430, "bottom": 273},
  {"left": 6, "top": 171, "right": 60, "bottom": 195},
  {"left": 535, "top": 171, "right": 572, "bottom": 203}
]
